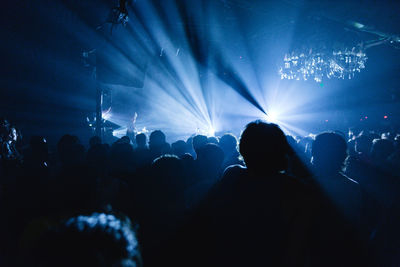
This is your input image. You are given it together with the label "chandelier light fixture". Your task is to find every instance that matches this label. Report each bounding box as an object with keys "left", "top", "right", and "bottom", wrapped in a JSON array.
[{"left": 279, "top": 46, "right": 368, "bottom": 82}]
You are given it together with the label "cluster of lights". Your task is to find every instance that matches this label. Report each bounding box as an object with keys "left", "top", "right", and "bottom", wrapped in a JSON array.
[{"left": 279, "top": 47, "right": 368, "bottom": 82}]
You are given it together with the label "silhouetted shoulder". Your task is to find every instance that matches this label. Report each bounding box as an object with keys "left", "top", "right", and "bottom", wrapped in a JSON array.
[
  {"left": 222, "top": 164, "right": 246, "bottom": 178},
  {"left": 203, "top": 164, "right": 246, "bottom": 200}
]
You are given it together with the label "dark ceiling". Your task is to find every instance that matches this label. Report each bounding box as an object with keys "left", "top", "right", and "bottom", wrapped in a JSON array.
[{"left": 1, "top": 0, "right": 399, "bottom": 140}]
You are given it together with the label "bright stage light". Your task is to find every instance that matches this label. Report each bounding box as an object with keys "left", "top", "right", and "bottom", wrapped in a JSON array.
[
  {"left": 197, "top": 126, "right": 216, "bottom": 137},
  {"left": 265, "top": 111, "right": 278, "bottom": 123},
  {"left": 208, "top": 127, "right": 215, "bottom": 137},
  {"left": 98, "top": 0, "right": 322, "bottom": 140},
  {"left": 112, "top": 127, "right": 127, "bottom": 137}
]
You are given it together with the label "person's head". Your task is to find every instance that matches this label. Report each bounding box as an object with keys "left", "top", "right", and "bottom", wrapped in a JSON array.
[
  {"left": 172, "top": 140, "right": 187, "bottom": 157},
  {"left": 119, "top": 136, "right": 131, "bottom": 145},
  {"left": 192, "top": 135, "right": 208, "bottom": 155},
  {"left": 149, "top": 130, "right": 166, "bottom": 150},
  {"left": 370, "top": 138, "right": 394, "bottom": 162},
  {"left": 152, "top": 154, "right": 181, "bottom": 173},
  {"left": 32, "top": 213, "right": 142, "bottom": 267},
  {"left": 196, "top": 143, "right": 225, "bottom": 175},
  {"left": 161, "top": 142, "right": 172, "bottom": 154},
  {"left": 135, "top": 133, "right": 147, "bottom": 148},
  {"left": 152, "top": 155, "right": 184, "bottom": 190},
  {"left": 239, "top": 120, "right": 289, "bottom": 174},
  {"left": 0, "top": 118, "right": 10, "bottom": 128},
  {"left": 312, "top": 132, "right": 347, "bottom": 173},
  {"left": 219, "top": 133, "right": 238, "bottom": 156}
]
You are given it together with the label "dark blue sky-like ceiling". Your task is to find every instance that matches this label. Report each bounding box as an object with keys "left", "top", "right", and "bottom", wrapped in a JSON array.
[{"left": 1, "top": 0, "right": 400, "bottom": 142}]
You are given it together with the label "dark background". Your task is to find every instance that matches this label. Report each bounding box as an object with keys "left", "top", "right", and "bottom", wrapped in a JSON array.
[{"left": 1, "top": 0, "right": 400, "bottom": 145}]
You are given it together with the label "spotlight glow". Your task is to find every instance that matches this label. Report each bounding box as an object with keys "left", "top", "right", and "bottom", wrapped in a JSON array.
[
  {"left": 91, "top": 0, "right": 343, "bottom": 140},
  {"left": 102, "top": 108, "right": 112, "bottom": 121},
  {"left": 266, "top": 111, "right": 278, "bottom": 123},
  {"left": 197, "top": 126, "right": 216, "bottom": 137},
  {"left": 208, "top": 127, "right": 216, "bottom": 137}
]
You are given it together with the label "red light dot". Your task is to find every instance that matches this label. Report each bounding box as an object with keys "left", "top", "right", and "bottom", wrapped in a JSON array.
[
  {"left": 365, "top": 116, "right": 368, "bottom": 119},
  {"left": 384, "top": 115, "right": 388, "bottom": 119}
]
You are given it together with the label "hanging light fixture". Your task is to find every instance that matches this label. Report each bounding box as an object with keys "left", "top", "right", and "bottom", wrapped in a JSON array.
[{"left": 279, "top": 46, "right": 368, "bottom": 82}]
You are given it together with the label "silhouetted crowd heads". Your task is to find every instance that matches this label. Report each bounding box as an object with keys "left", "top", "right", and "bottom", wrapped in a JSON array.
[{"left": 1, "top": 117, "right": 400, "bottom": 266}]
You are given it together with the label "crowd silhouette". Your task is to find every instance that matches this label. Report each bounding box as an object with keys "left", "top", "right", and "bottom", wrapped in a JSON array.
[{"left": 1, "top": 117, "right": 400, "bottom": 266}]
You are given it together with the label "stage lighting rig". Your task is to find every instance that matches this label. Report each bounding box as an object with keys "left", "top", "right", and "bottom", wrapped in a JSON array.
[
  {"left": 279, "top": 20, "right": 400, "bottom": 82},
  {"left": 97, "top": 0, "right": 131, "bottom": 33}
]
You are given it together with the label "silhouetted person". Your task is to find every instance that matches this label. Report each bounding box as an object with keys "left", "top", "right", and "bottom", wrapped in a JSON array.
[
  {"left": 0, "top": 118, "right": 10, "bottom": 144},
  {"left": 219, "top": 133, "right": 243, "bottom": 171},
  {"left": 149, "top": 130, "right": 168, "bottom": 161},
  {"left": 110, "top": 137, "right": 134, "bottom": 176},
  {"left": 196, "top": 143, "right": 224, "bottom": 179},
  {"left": 356, "top": 134, "right": 373, "bottom": 157},
  {"left": 192, "top": 134, "right": 207, "bottom": 159},
  {"left": 171, "top": 140, "right": 188, "bottom": 158},
  {"left": 370, "top": 138, "right": 394, "bottom": 171},
  {"left": 135, "top": 133, "right": 147, "bottom": 150},
  {"left": 119, "top": 135, "right": 131, "bottom": 145},
  {"left": 311, "top": 132, "right": 365, "bottom": 266},
  {"left": 131, "top": 133, "right": 151, "bottom": 168},
  {"left": 175, "top": 121, "right": 313, "bottom": 267},
  {"left": 55, "top": 135, "right": 95, "bottom": 214},
  {"left": 312, "top": 132, "right": 362, "bottom": 223},
  {"left": 135, "top": 155, "right": 186, "bottom": 266},
  {"left": 186, "top": 143, "right": 224, "bottom": 209},
  {"left": 1, "top": 126, "right": 22, "bottom": 170},
  {"left": 28, "top": 213, "right": 142, "bottom": 267}
]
